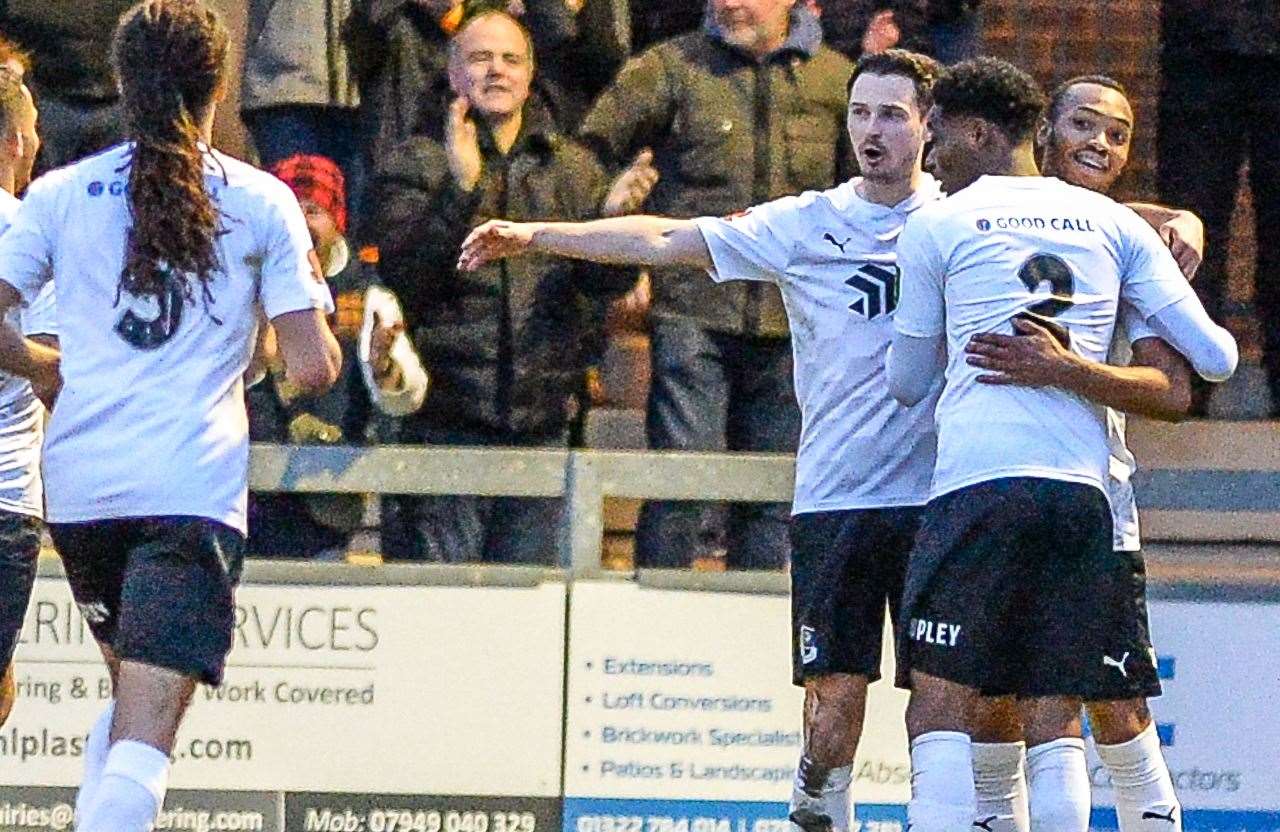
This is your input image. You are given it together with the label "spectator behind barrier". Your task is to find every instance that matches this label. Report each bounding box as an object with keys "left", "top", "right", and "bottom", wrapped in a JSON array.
[
  {"left": 369, "top": 10, "right": 643, "bottom": 564},
  {"left": 578, "top": 0, "right": 854, "bottom": 570},
  {"left": 345, "top": 0, "right": 603, "bottom": 181},
  {"left": 0, "top": 0, "right": 132, "bottom": 172},
  {"left": 0, "top": 35, "right": 30, "bottom": 78},
  {"left": 809, "top": 1, "right": 981, "bottom": 63},
  {"left": 249, "top": 154, "right": 427, "bottom": 559},
  {"left": 1159, "top": 0, "right": 1280, "bottom": 415},
  {"left": 528, "top": 0, "right": 631, "bottom": 129},
  {"left": 241, "top": 0, "right": 366, "bottom": 234}
]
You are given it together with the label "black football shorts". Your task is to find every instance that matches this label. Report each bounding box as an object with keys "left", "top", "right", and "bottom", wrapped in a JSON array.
[
  {"left": 896, "top": 477, "right": 1158, "bottom": 700},
  {"left": 50, "top": 516, "right": 245, "bottom": 686},
  {"left": 0, "top": 511, "right": 43, "bottom": 669},
  {"left": 790, "top": 506, "right": 922, "bottom": 685}
]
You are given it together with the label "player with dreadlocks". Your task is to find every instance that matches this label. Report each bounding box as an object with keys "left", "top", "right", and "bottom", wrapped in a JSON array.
[{"left": 0, "top": 2, "right": 340, "bottom": 830}]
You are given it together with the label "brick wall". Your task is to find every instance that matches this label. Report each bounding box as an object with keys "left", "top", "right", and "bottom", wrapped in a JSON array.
[
  {"left": 981, "top": 0, "right": 1162, "bottom": 201},
  {"left": 981, "top": 0, "right": 1259, "bottom": 362}
]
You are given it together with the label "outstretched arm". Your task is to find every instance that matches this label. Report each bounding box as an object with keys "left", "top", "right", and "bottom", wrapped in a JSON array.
[
  {"left": 457, "top": 216, "right": 711, "bottom": 271},
  {"left": 966, "top": 317, "right": 1193, "bottom": 421}
]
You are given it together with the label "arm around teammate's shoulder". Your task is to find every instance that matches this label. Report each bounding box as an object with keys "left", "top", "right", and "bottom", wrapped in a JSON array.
[
  {"left": 1116, "top": 210, "right": 1237, "bottom": 382},
  {"left": 1145, "top": 296, "right": 1238, "bottom": 383}
]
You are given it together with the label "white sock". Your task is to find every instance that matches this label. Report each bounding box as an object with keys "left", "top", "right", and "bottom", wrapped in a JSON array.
[
  {"left": 909, "top": 731, "right": 975, "bottom": 832},
  {"left": 972, "top": 742, "right": 1029, "bottom": 832},
  {"left": 1095, "top": 723, "right": 1181, "bottom": 832},
  {"left": 1025, "top": 738, "right": 1090, "bottom": 832},
  {"left": 790, "top": 755, "right": 853, "bottom": 831},
  {"left": 74, "top": 700, "right": 116, "bottom": 826},
  {"left": 80, "top": 739, "right": 170, "bottom": 832}
]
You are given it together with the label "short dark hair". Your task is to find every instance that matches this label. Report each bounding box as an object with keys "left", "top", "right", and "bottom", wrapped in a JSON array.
[
  {"left": 931, "top": 56, "right": 1047, "bottom": 144},
  {"left": 847, "top": 49, "right": 943, "bottom": 113},
  {"left": 1046, "top": 74, "right": 1128, "bottom": 123}
]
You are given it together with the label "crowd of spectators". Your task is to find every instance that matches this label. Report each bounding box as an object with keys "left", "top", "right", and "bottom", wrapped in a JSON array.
[{"left": 0, "top": 0, "right": 1274, "bottom": 566}]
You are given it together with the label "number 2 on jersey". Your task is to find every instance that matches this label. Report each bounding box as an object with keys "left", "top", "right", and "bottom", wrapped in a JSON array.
[
  {"left": 1018, "top": 253, "right": 1076, "bottom": 317},
  {"left": 1016, "top": 253, "right": 1075, "bottom": 345}
]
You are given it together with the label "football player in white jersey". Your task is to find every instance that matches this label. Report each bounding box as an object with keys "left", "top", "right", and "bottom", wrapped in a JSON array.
[
  {"left": 0, "top": 67, "right": 52, "bottom": 730},
  {"left": 459, "top": 50, "right": 945, "bottom": 832},
  {"left": 0, "top": 3, "right": 341, "bottom": 831},
  {"left": 960, "top": 76, "right": 1196, "bottom": 832},
  {"left": 885, "top": 57, "right": 1237, "bottom": 832}
]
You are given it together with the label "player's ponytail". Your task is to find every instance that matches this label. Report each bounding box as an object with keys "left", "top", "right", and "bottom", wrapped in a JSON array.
[{"left": 112, "top": 0, "right": 229, "bottom": 304}]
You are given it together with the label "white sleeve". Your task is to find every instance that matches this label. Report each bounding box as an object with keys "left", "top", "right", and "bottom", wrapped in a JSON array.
[
  {"left": 1116, "top": 208, "right": 1197, "bottom": 321},
  {"left": 1118, "top": 302, "right": 1156, "bottom": 344},
  {"left": 258, "top": 185, "right": 335, "bottom": 320},
  {"left": 359, "top": 286, "right": 428, "bottom": 416},
  {"left": 20, "top": 282, "right": 56, "bottom": 337},
  {"left": 1146, "top": 295, "right": 1238, "bottom": 382},
  {"left": 0, "top": 177, "right": 57, "bottom": 306},
  {"left": 892, "top": 213, "right": 947, "bottom": 338},
  {"left": 1112, "top": 210, "right": 1236, "bottom": 380},
  {"left": 690, "top": 196, "right": 801, "bottom": 283},
  {"left": 887, "top": 331, "right": 946, "bottom": 406}
]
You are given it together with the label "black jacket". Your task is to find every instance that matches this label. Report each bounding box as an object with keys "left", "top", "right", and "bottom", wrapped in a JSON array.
[
  {"left": 372, "top": 105, "right": 632, "bottom": 438},
  {"left": 579, "top": 6, "right": 854, "bottom": 338},
  {"left": 1162, "top": 0, "right": 1280, "bottom": 58},
  {"left": 0, "top": 0, "right": 136, "bottom": 100}
]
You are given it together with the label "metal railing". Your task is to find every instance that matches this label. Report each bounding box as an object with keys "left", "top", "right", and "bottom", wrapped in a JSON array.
[
  {"left": 29, "top": 442, "right": 1279, "bottom": 599},
  {"left": 247, "top": 443, "right": 795, "bottom": 575}
]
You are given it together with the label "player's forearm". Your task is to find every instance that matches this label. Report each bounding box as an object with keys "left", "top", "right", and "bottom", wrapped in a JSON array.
[
  {"left": 528, "top": 216, "right": 710, "bottom": 268},
  {"left": 1126, "top": 202, "right": 1180, "bottom": 228},
  {"left": 0, "top": 322, "right": 59, "bottom": 384},
  {"left": 1055, "top": 356, "right": 1189, "bottom": 422}
]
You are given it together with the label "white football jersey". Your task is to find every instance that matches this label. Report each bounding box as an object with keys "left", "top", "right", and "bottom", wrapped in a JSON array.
[
  {"left": 694, "top": 175, "right": 943, "bottom": 514},
  {"left": 1105, "top": 304, "right": 1159, "bottom": 552},
  {"left": 0, "top": 143, "right": 333, "bottom": 533},
  {"left": 894, "top": 176, "right": 1196, "bottom": 501},
  {"left": 0, "top": 188, "right": 55, "bottom": 518}
]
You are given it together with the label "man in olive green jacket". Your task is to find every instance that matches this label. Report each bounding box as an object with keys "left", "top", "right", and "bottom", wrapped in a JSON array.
[{"left": 579, "top": 0, "right": 854, "bottom": 570}]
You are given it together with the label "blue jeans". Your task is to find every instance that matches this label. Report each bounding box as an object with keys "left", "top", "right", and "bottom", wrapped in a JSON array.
[
  {"left": 635, "top": 319, "right": 799, "bottom": 570},
  {"left": 243, "top": 105, "right": 366, "bottom": 236},
  {"left": 381, "top": 425, "right": 565, "bottom": 565}
]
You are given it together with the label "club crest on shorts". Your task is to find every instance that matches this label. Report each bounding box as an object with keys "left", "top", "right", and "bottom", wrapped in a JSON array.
[{"left": 799, "top": 625, "right": 818, "bottom": 664}]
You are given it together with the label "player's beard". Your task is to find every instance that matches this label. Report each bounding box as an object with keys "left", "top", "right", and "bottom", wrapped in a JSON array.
[
  {"left": 1045, "top": 134, "right": 1119, "bottom": 194},
  {"left": 861, "top": 153, "right": 912, "bottom": 186}
]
